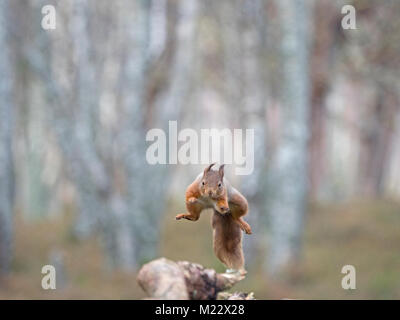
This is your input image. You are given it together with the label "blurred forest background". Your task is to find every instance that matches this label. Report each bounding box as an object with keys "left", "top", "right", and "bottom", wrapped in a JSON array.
[{"left": 0, "top": 0, "right": 400, "bottom": 299}]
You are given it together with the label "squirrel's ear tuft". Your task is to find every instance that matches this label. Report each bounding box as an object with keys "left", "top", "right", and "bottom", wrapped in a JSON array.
[
  {"left": 204, "top": 163, "right": 215, "bottom": 175},
  {"left": 219, "top": 164, "right": 225, "bottom": 179}
]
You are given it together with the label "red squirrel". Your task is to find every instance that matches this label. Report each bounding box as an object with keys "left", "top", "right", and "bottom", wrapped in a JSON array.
[{"left": 176, "top": 163, "right": 251, "bottom": 273}]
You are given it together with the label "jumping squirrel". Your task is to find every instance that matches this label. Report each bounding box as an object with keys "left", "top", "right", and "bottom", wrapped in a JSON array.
[{"left": 176, "top": 163, "right": 252, "bottom": 273}]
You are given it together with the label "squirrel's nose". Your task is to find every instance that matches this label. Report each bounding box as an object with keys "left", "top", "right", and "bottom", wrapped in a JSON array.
[{"left": 208, "top": 191, "right": 212, "bottom": 196}]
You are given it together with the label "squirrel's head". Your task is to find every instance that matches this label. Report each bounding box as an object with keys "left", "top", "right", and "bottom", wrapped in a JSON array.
[{"left": 199, "top": 163, "right": 225, "bottom": 199}]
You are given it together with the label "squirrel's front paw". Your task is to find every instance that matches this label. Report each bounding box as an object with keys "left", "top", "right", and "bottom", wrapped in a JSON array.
[{"left": 175, "top": 213, "right": 186, "bottom": 220}]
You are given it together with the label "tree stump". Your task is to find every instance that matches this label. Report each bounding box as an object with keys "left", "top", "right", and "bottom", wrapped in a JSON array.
[{"left": 137, "top": 257, "right": 255, "bottom": 300}]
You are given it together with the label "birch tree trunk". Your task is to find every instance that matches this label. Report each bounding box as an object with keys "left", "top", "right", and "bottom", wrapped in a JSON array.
[
  {"left": 0, "top": 0, "right": 15, "bottom": 275},
  {"left": 69, "top": 0, "right": 111, "bottom": 238},
  {"left": 239, "top": 0, "right": 269, "bottom": 266},
  {"left": 23, "top": 0, "right": 159, "bottom": 270},
  {"left": 114, "top": 0, "right": 151, "bottom": 267},
  {"left": 266, "top": 0, "right": 312, "bottom": 274},
  {"left": 309, "top": 0, "right": 338, "bottom": 200},
  {"left": 17, "top": 0, "right": 198, "bottom": 271},
  {"left": 160, "top": 0, "right": 198, "bottom": 122},
  {"left": 220, "top": 0, "right": 268, "bottom": 265}
]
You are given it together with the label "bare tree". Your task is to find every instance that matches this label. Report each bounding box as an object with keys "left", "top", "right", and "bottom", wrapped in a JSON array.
[
  {"left": 220, "top": 0, "right": 269, "bottom": 265},
  {"left": 18, "top": 0, "right": 151, "bottom": 269},
  {"left": 266, "top": 0, "right": 312, "bottom": 273},
  {"left": 16, "top": 0, "right": 200, "bottom": 270},
  {"left": 309, "top": 0, "right": 340, "bottom": 199},
  {"left": 139, "top": 0, "right": 199, "bottom": 260},
  {"left": 0, "top": 0, "right": 15, "bottom": 275}
]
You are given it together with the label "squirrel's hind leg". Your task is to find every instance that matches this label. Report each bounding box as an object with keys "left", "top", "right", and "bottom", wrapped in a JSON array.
[
  {"left": 236, "top": 218, "right": 252, "bottom": 234},
  {"left": 228, "top": 193, "right": 252, "bottom": 234}
]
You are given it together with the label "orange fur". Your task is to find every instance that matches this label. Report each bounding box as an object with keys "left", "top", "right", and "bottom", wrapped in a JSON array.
[{"left": 176, "top": 164, "right": 251, "bottom": 271}]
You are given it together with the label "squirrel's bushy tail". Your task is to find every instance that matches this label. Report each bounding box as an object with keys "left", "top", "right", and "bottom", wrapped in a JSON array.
[{"left": 212, "top": 210, "right": 244, "bottom": 271}]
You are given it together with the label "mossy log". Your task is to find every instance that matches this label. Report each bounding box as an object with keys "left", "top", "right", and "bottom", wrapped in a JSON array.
[{"left": 137, "top": 257, "right": 255, "bottom": 300}]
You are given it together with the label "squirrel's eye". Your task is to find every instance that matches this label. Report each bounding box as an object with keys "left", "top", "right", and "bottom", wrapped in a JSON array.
[
  {"left": 202, "top": 181, "right": 205, "bottom": 186},
  {"left": 218, "top": 182, "right": 222, "bottom": 187}
]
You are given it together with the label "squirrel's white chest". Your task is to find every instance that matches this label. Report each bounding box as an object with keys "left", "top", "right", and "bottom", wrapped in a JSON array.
[{"left": 198, "top": 196, "right": 217, "bottom": 209}]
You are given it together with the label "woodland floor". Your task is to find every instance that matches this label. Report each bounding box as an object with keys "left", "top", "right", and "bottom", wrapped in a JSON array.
[{"left": 1, "top": 199, "right": 400, "bottom": 299}]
